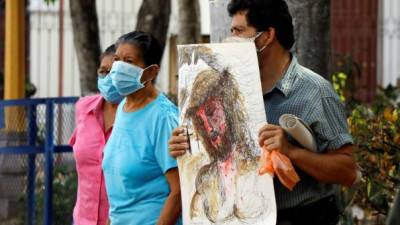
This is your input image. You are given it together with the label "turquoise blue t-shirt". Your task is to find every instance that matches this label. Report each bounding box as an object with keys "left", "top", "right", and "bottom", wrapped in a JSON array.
[{"left": 102, "top": 94, "right": 181, "bottom": 225}]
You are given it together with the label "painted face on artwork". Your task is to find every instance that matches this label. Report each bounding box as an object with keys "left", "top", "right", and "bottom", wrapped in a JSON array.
[{"left": 196, "top": 97, "right": 230, "bottom": 155}]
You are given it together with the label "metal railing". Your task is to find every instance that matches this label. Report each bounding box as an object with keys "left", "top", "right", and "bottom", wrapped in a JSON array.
[{"left": 0, "top": 97, "right": 78, "bottom": 225}]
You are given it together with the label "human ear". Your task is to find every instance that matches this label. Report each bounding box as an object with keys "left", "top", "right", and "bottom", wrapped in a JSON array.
[
  {"left": 141, "top": 65, "right": 160, "bottom": 83},
  {"left": 264, "top": 27, "right": 276, "bottom": 46}
]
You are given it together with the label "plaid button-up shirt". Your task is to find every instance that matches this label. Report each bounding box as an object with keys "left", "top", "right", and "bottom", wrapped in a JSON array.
[{"left": 263, "top": 55, "right": 353, "bottom": 210}]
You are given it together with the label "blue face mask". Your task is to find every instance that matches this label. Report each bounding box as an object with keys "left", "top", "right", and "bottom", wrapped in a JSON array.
[
  {"left": 97, "top": 74, "right": 124, "bottom": 103},
  {"left": 109, "top": 61, "right": 153, "bottom": 96}
]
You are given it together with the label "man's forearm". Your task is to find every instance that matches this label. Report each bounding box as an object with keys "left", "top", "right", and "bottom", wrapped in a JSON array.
[{"left": 288, "top": 145, "right": 357, "bottom": 186}]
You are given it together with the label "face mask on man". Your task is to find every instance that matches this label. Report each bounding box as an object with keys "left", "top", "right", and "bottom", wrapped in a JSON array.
[
  {"left": 223, "top": 32, "right": 268, "bottom": 53},
  {"left": 97, "top": 74, "right": 124, "bottom": 104},
  {"left": 109, "top": 61, "right": 154, "bottom": 96}
]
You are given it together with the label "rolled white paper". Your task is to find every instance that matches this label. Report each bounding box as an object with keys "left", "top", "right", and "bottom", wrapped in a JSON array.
[
  {"left": 279, "top": 114, "right": 363, "bottom": 185},
  {"left": 279, "top": 114, "right": 318, "bottom": 152}
]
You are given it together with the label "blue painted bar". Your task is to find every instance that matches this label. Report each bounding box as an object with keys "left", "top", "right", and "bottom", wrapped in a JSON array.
[
  {"left": 27, "top": 154, "right": 36, "bottom": 225},
  {"left": 0, "top": 146, "right": 72, "bottom": 154},
  {"left": 27, "top": 104, "right": 38, "bottom": 225},
  {"left": 0, "top": 97, "right": 78, "bottom": 107},
  {"left": 0, "top": 105, "right": 4, "bottom": 129},
  {"left": 54, "top": 145, "right": 73, "bottom": 153},
  {"left": 44, "top": 100, "right": 54, "bottom": 225},
  {"left": 0, "top": 146, "right": 43, "bottom": 154}
]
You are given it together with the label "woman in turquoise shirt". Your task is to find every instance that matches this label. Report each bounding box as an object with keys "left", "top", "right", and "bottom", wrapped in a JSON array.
[{"left": 102, "top": 31, "right": 182, "bottom": 225}]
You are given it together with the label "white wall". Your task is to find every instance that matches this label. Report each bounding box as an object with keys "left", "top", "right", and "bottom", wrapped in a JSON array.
[
  {"left": 28, "top": 0, "right": 210, "bottom": 98},
  {"left": 378, "top": 0, "right": 400, "bottom": 87}
]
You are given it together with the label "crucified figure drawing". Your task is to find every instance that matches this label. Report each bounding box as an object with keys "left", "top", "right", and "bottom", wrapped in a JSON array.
[{"left": 180, "top": 46, "right": 268, "bottom": 223}]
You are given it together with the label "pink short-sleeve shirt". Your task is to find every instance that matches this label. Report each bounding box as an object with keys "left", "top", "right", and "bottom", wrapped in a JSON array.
[{"left": 69, "top": 94, "right": 112, "bottom": 225}]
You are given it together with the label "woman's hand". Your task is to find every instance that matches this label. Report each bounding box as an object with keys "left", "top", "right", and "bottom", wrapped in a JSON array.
[{"left": 168, "top": 126, "right": 190, "bottom": 158}]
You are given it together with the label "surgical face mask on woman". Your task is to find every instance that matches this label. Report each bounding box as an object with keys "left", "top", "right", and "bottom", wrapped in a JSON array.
[
  {"left": 97, "top": 74, "right": 124, "bottom": 104},
  {"left": 109, "top": 61, "right": 154, "bottom": 96},
  {"left": 223, "top": 32, "right": 268, "bottom": 53}
]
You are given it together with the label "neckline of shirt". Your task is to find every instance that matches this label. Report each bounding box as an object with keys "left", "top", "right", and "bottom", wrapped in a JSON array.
[{"left": 120, "top": 93, "right": 162, "bottom": 114}]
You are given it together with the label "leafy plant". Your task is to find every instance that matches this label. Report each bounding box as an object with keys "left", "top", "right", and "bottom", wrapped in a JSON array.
[
  {"left": 331, "top": 54, "right": 362, "bottom": 104},
  {"left": 44, "top": 0, "right": 56, "bottom": 4},
  {"left": 332, "top": 72, "right": 348, "bottom": 103},
  {"left": 16, "top": 165, "right": 77, "bottom": 225},
  {"left": 338, "top": 85, "right": 400, "bottom": 224}
]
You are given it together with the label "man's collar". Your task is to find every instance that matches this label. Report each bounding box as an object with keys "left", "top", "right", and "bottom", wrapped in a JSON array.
[{"left": 272, "top": 54, "right": 298, "bottom": 97}]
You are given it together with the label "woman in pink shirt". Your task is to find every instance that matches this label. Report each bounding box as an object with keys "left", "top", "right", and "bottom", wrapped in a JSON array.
[{"left": 69, "top": 44, "right": 122, "bottom": 225}]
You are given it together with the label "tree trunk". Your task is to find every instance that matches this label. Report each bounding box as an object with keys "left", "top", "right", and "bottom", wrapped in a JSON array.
[
  {"left": 136, "top": 0, "right": 171, "bottom": 50},
  {"left": 178, "top": 0, "right": 201, "bottom": 44},
  {"left": 286, "top": 0, "right": 331, "bottom": 78},
  {"left": 209, "top": 0, "right": 231, "bottom": 43},
  {"left": 69, "top": 0, "right": 101, "bottom": 96}
]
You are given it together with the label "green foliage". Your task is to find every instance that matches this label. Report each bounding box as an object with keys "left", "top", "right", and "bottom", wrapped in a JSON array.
[
  {"left": 26, "top": 82, "right": 37, "bottom": 98},
  {"left": 332, "top": 72, "right": 348, "bottom": 102},
  {"left": 331, "top": 54, "right": 362, "bottom": 104},
  {"left": 16, "top": 165, "right": 77, "bottom": 225},
  {"left": 44, "top": 0, "right": 57, "bottom": 4},
  {"left": 38, "top": 165, "right": 77, "bottom": 225},
  {"left": 336, "top": 81, "right": 400, "bottom": 224}
]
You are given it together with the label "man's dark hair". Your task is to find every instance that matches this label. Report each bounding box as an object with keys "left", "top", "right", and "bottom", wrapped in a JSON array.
[
  {"left": 228, "top": 0, "right": 295, "bottom": 50},
  {"left": 116, "top": 31, "right": 163, "bottom": 67},
  {"left": 100, "top": 44, "right": 116, "bottom": 60}
]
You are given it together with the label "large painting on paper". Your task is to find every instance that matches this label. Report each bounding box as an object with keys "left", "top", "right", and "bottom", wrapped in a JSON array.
[{"left": 177, "top": 43, "right": 276, "bottom": 225}]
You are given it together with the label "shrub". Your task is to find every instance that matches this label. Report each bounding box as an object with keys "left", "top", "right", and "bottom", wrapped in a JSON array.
[
  {"left": 17, "top": 165, "right": 77, "bottom": 225},
  {"left": 340, "top": 85, "right": 400, "bottom": 224}
]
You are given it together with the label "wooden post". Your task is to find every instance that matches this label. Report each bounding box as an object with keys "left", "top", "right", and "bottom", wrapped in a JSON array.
[
  {"left": 1, "top": 3, "right": 26, "bottom": 223},
  {"left": 209, "top": 0, "right": 231, "bottom": 43},
  {"left": 4, "top": 0, "right": 26, "bottom": 132},
  {"left": 4, "top": 0, "right": 25, "bottom": 100}
]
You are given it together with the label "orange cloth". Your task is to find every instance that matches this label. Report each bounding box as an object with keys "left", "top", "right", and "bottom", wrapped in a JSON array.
[{"left": 259, "top": 149, "right": 300, "bottom": 191}]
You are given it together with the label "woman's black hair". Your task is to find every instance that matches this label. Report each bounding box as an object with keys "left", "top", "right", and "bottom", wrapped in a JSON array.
[
  {"left": 115, "top": 31, "right": 163, "bottom": 67},
  {"left": 228, "top": 0, "right": 295, "bottom": 50},
  {"left": 100, "top": 44, "right": 116, "bottom": 60}
]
